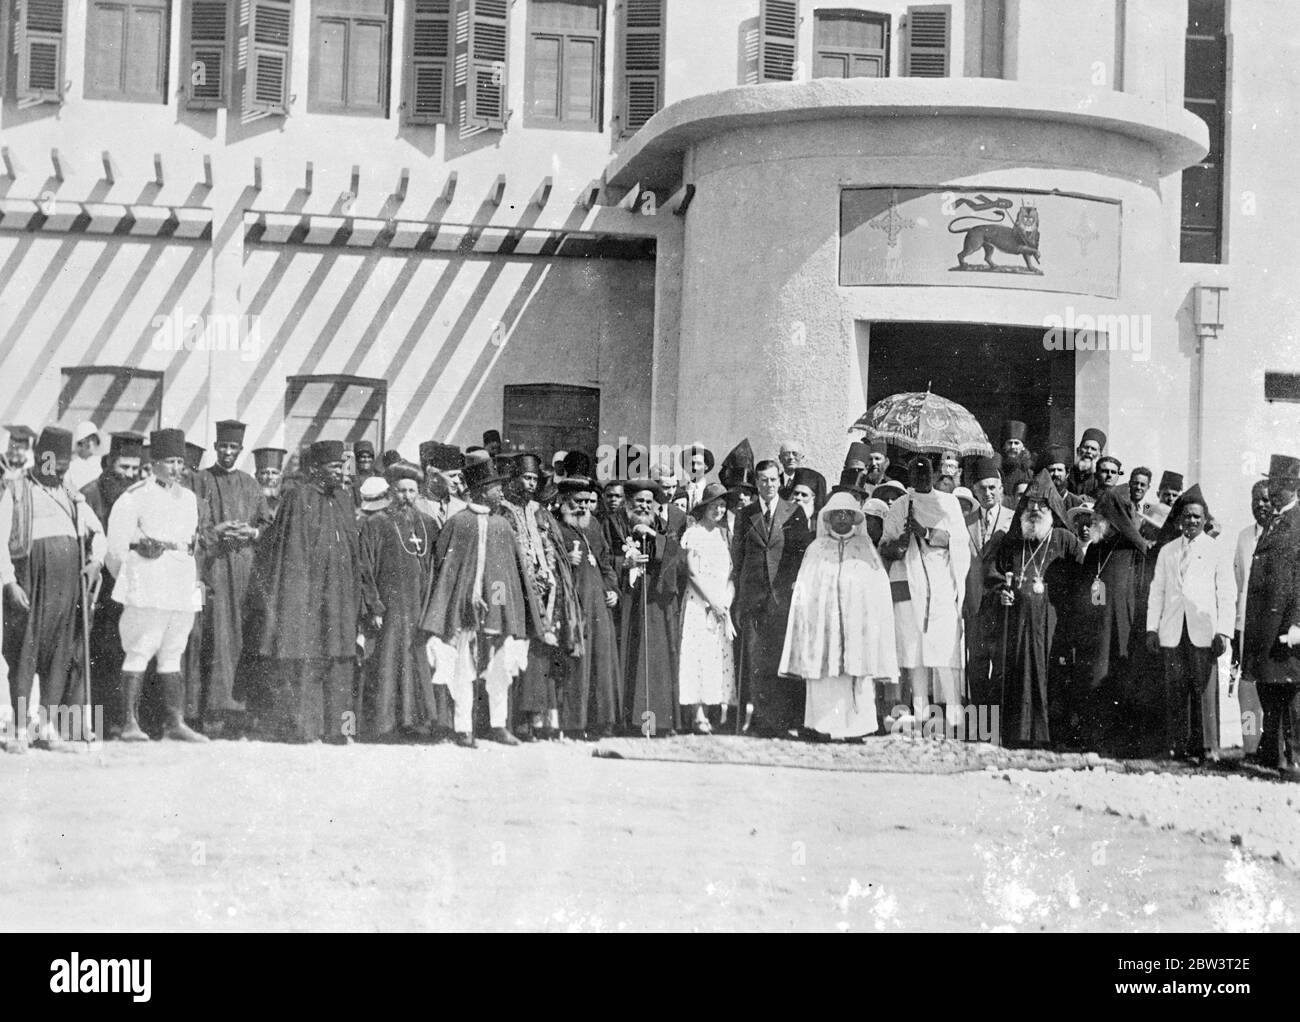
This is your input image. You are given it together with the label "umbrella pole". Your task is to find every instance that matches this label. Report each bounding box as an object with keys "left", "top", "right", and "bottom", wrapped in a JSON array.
[{"left": 998, "top": 573, "right": 1012, "bottom": 748}]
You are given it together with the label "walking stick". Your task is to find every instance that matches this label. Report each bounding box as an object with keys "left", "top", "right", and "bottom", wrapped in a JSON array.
[
  {"left": 641, "top": 561, "right": 651, "bottom": 738},
  {"left": 997, "top": 571, "right": 1013, "bottom": 748}
]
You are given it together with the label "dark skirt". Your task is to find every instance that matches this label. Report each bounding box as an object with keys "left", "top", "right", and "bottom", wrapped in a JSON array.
[{"left": 3, "top": 536, "right": 82, "bottom": 711}]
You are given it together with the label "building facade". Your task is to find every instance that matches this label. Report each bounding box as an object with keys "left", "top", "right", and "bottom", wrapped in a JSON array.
[{"left": 0, "top": 0, "right": 1292, "bottom": 536}]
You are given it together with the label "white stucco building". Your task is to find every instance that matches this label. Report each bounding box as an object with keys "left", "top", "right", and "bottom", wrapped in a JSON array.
[{"left": 0, "top": 0, "right": 1290, "bottom": 534}]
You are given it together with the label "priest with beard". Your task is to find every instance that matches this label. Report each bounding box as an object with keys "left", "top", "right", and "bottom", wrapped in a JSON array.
[
  {"left": 358, "top": 461, "right": 443, "bottom": 740},
  {"left": 192, "top": 419, "right": 273, "bottom": 735},
  {"left": 236, "top": 440, "right": 361, "bottom": 743},
  {"left": 880, "top": 456, "right": 971, "bottom": 730},
  {"left": 554, "top": 476, "right": 622, "bottom": 738},
  {"left": 620, "top": 480, "right": 683, "bottom": 735},
  {"left": 253, "top": 447, "right": 287, "bottom": 518},
  {"left": 999, "top": 421, "right": 1035, "bottom": 498},
  {"left": 780, "top": 492, "right": 898, "bottom": 741},
  {"left": 1067, "top": 428, "right": 1107, "bottom": 499},
  {"left": 995, "top": 474, "right": 1093, "bottom": 747}
]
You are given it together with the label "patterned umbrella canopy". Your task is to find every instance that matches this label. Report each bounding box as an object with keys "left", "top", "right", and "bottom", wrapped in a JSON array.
[{"left": 849, "top": 391, "right": 993, "bottom": 458}]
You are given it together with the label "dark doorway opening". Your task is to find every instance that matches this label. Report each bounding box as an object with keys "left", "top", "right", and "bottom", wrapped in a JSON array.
[{"left": 866, "top": 322, "right": 1075, "bottom": 457}]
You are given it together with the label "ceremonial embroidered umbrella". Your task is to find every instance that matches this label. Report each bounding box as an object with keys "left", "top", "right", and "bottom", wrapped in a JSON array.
[{"left": 849, "top": 389, "right": 993, "bottom": 458}]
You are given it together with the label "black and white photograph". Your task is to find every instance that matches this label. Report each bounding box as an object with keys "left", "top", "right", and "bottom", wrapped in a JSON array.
[{"left": 0, "top": 0, "right": 1295, "bottom": 960}]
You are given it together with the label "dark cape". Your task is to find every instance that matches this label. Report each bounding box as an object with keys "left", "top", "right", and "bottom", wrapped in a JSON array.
[
  {"left": 358, "top": 505, "right": 441, "bottom": 737},
  {"left": 619, "top": 523, "right": 683, "bottom": 734},
  {"left": 192, "top": 464, "right": 273, "bottom": 721},
  {"left": 82, "top": 472, "right": 135, "bottom": 732},
  {"left": 556, "top": 518, "right": 623, "bottom": 732}
]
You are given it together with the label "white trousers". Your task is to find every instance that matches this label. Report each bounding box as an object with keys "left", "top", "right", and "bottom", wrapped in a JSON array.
[
  {"left": 429, "top": 631, "right": 528, "bottom": 734},
  {"left": 119, "top": 606, "right": 194, "bottom": 673}
]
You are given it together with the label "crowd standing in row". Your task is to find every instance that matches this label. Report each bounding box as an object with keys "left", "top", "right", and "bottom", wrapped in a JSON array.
[{"left": 0, "top": 418, "right": 1295, "bottom": 779}]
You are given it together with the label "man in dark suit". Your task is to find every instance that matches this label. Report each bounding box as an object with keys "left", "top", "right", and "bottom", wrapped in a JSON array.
[
  {"left": 964, "top": 456, "right": 1015, "bottom": 708},
  {"left": 731, "top": 458, "right": 801, "bottom": 736},
  {"left": 1242, "top": 454, "right": 1300, "bottom": 780}
]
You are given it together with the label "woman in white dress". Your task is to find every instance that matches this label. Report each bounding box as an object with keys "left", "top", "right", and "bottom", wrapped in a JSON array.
[{"left": 677, "top": 483, "right": 737, "bottom": 734}]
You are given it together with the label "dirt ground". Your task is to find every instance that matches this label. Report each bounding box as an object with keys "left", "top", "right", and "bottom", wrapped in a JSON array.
[{"left": 0, "top": 737, "right": 1296, "bottom": 932}]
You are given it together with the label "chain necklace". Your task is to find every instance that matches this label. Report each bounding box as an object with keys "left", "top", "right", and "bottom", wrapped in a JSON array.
[
  {"left": 1020, "top": 532, "right": 1051, "bottom": 594},
  {"left": 391, "top": 510, "right": 428, "bottom": 558}
]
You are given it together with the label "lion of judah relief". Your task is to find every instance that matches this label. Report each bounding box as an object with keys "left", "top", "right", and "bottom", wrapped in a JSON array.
[{"left": 949, "top": 203, "right": 1042, "bottom": 272}]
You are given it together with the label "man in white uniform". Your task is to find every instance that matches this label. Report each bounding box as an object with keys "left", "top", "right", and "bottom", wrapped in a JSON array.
[{"left": 106, "top": 428, "right": 207, "bottom": 743}]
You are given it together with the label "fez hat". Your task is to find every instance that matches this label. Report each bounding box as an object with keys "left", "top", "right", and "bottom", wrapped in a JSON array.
[
  {"left": 689, "top": 481, "right": 729, "bottom": 517},
  {"left": 381, "top": 449, "right": 403, "bottom": 468},
  {"left": 559, "top": 450, "right": 592, "bottom": 479},
  {"left": 354, "top": 440, "right": 375, "bottom": 458},
  {"left": 420, "top": 441, "right": 464, "bottom": 472},
  {"left": 462, "top": 450, "right": 510, "bottom": 493},
  {"left": 359, "top": 476, "right": 391, "bottom": 512},
  {"left": 215, "top": 419, "right": 247, "bottom": 445},
  {"left": 5, "top": 424, "right": 35, "bottom": 444},
  {"left": 1097, "top": 455, "right": 1123, "bottom": 473},
  {"left": 558, "top": 476, "right": 599, "bottom": 496},
  {"left": 149, "top": 428, "right": 186, "bottom": 461},
  {"left": 184, "top": 442, "right": 205, "bottom": 471},
  {"left": 972, "top": 455, "right": 1001, "bottom": 482},
  {"left": 867, "top": 438, "right": 888, "bottom": 456},
  {"left": 483, "top": 429, "right": 503, "bottom": 446},
  {"left": 679, "top": 444, "right": 716, "bottom": 476},
  {"left": 108, "top": 432, "right": 144, "bottom": 459},
  {"left": 35, "top": 426, "right": 73, "bottom": 461},
  {"left": 625, "top": 478, "right": 667, "bottom": 504},
  {"left": 1265, "top": 455, "right": 1300, "bottom": 483},
  {"left": 1038, "top": 444, "right": 1070, "bottom": 470},
  {"left": 1080, "top": 427, "right": 1107, "bottom": 449},
  {"left": 1158, "top": 470, "right": 1185, "bottom": 491},
  {"left": 385, "top": 460, "right": 423, "bottom": 485},
  {"left": 1001, "top": 420, "right": 1028, "bottom": 443},
  {"left": 73, "top": 421, "right": 100, "bottom": 444},
  {"left": 253, "top": 447, "right": 287, "bottom": 472},
  {"left": 513, "top": 453, "right": 544, "bottom": 476},
  {"left": 844, "top": 441, "right": 871, "bottom": 469},
  {"left": 310, "top": 439, "right": 346, "bottom": 466}
]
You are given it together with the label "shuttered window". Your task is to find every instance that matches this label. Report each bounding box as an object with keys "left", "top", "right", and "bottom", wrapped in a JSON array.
[
  {"left": 902, "top": 4, "right": 949, "bottom": 76},
  {"left": 468, "top": 0, "right": 511, "bottom": 128},
  {"left": 309, "top": 0, "right": 390, "bottom": 115},
  {"left": 60, "top": 367, "right": 164, "bottom": 436},
  {"left": 526, "top": 0, "right": 602, "bottom": 129},
  {"left": 759, "top": 0, "right": 798, "bottom": 82},
  {"left": 813, "top": 9, "right": 888, "bottom": 78},
  {"left": 1181, "top": 0, "right": 1226, "bottom": 264},
  {"left": 617, "top": 0, "right": 663, "bottom": 135},
  {"left": 16, "top": 0, "right": 68, "bottom": 105},
  {"left": 245, "top": 0, "right": 294, "bottom": 116},
  {"left": 85, "top": 0, "right": 171, "bottom": 103},
  {"left": 285, "top": 376, "right": 386, "bottom": 462},
  {"left": 185, "top": 0, "right": 231, "bottom": 107},
  {"left": 403, "top": 0, "right": 452, "bottom": 123}
]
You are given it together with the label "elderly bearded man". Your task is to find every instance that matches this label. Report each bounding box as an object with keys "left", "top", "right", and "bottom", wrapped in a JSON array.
[
  {"left": 781, "top": 492, "right": 898, "bottom": 741},
  {"left": 880, "top": 456, "right": 971, "bottom": 730},
  {"left": 252, "top": 447, "right": 287, "bottom": 518},
  {"left": 999, "top": 421, "right": 1035, "bottom": 498},
  {"left": 1067, "top": 428, "right": 1107, "bottom": 499}
]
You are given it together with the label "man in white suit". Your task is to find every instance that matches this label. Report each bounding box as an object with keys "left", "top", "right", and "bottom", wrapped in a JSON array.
[{"left": 1145, "top": 490, "right": 1235, "bottom": 760}]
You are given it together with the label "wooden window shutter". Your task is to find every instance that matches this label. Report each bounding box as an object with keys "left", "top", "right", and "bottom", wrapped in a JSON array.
[
  {"left": 16, "top": 0, "right": 67, "bottom": 105},
  {"left": 187, "top": 0, "right": 231, "bottom": 108},
  {"left": 406, "top": 0, "right": 452, "bottom": 123},
  {"left": 903, "top": 4, "right": 950, "bottom": 77},
  {"left": 619, "top": 0, "right": 663, "bottom": 134},
  {"left": 0, "top": 0, "right": 11, "bottom": 96},
  {"left": 467, "top": 0, "right": 510, "bottom": 129},
  {"left": 246, "top": 0, "right": 293, "bottom": 116},
  {"left": 759, "top": 0, "right": 798, "bottom": 82}
]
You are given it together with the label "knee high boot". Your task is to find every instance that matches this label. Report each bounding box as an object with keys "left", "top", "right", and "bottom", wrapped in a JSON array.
[
  {"left": 116, "top": 671, "right": 149, "bottom": 742},
  {"left": 162, "top": 673, "right": 208, "bottom": 742}
]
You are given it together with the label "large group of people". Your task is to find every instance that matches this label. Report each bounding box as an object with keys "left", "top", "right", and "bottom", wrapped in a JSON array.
[{"left": 0, "top": 415, "right": 1296, "bottom": 780}]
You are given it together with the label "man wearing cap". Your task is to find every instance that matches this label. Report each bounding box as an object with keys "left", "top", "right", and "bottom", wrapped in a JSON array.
[
  {"left": 237, "top": 440, "right": 361, "bottom": 744},
  {"left": 417, "top": 442, "right": 468, "bottom": 529},
  {"left": 861, "top": 440, "right": 890, "bottom": 489},
  {"left": 1000, "top": 421, "right": 1035, "bottom": 498},
  {"left": 0, "top": 427, "right": 107, "bottom": 750},
  {"left": 420, "top": 451, "right": 544, "bottom": 747},
  {"left": 994, "top": 474, "right": 1093, "bottom": 747},
  {"left": 1, "top": 425, "right": 36, "bottom": 485},
  {"left": 732, "top": 459, "right": 801, "bottom": 736},
  {"left": 103, "top": 429, "right": 206, "bottom": 743},
  {"left": 65, "top": 422, "right": 102, "bottom": 492},
  {"left": 1157, "top": 471, "right": 1184, "bottom": 509},
  {"left": 1241, "top": 455, "right": 1300, "bottom": 778},
  {"left": 1067, "top": 428, "right": 1107, "bottom": 498},
  {"left": 964, "top": 456, "right": 1015, "bottom": 708},
  {"left": 358, "top": 461, "right": 443, "bottom": 740},
  {"left": 619, "top": 479, "right": 684, "bottom": 735},
  {"left": 880, "top": 456, "right": 971, "bottom": 730},
  {"left": 554, "top": 476, "right": 622, "bottom": 738},
  {"left": 498, "top": 453, "right": 578, "bottom": 740},
  {"left": 350, "top": 441, "right": 379, "bottom": 506},
  {"left": 191, "top": 420, "right": 274, "bottom": 737},
  {"left": 253, "top": 447, "right": 288, "bottom": 517},
  {"left": 844, "top": 441, "right": 870, "bottom": 478}
]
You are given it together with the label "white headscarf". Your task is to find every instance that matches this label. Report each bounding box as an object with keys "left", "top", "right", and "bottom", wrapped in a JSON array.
[{"left": 817, "top": 490, "right": 867, "bottom": 541}]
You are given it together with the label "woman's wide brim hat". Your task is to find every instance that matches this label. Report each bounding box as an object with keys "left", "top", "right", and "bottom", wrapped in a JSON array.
[{"left": 689, "top": 481, "right": 729, "bottom": 517}]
